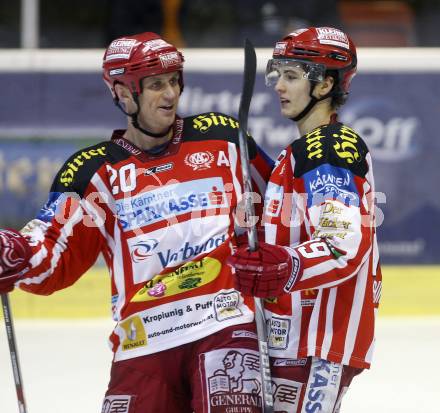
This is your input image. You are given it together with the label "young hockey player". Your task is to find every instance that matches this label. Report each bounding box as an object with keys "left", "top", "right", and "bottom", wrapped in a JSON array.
[
  {"left": 0, "top": 32, "right": 274, "bottom": 412},
  {"left": 228, "top": 27, "right": 382, "bottom": 412}
]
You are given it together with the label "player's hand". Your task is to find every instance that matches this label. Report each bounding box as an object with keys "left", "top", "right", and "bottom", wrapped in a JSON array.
[
  {"left": 234, "top": 228, "right": 265, "bottom": 249},
  {"left": 0, "top": 229, "right": 32, "bottom": 294},
  {"left": 227, "top": 242, "right": 300, "bottom": 298}
]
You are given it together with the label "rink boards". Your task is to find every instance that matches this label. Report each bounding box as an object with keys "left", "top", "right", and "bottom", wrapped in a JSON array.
[
  {"left": 1, "top": 48, "right": 440, "bottom": 264},
  {"left": 3, "top": 265, "right": 440, "bottom": 318}
]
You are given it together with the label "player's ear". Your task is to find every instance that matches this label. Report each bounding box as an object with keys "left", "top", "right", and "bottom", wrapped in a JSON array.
[
  {"left": 115, "top": 83, "right": 134, "bottom": 105},
  {"left": 114, "top": 83, "right": 136, "bottom": 112},
  {"left": 315, "top": 76, "right": 335, "bottom": 98}
]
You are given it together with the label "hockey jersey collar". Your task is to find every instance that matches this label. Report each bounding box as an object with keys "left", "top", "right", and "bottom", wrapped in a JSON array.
[{"left": 110, "top": 118, "right": 184, "bottom": 161}]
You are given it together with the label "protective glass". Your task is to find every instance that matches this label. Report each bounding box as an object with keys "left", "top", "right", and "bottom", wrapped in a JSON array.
[{"left": 265, "top": 59, "right": 326, "bottom": 87}]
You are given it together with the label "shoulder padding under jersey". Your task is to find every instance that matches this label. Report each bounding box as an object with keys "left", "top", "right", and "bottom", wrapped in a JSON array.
[
  {"left": 292, "top": 123, "right": 369, "bottom": 178},
  {"left": 182, "top": 112, "right": 258, "bottom": 159},
  {"left": 51, "top": 141, "right": 127, "bottom": 197}
]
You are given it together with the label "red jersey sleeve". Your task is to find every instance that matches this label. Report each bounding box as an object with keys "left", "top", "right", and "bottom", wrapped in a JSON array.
[{"left": 17, "top": 143, "right": 109, "bottom": 295}]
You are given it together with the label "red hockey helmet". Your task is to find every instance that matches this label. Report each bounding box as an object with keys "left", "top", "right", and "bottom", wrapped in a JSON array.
[
  {"left": 266, "top": 27, "right": 357, "bottom": 97},
  {"left": 102, "top": 32, "right": 184, "bottom": 99}
]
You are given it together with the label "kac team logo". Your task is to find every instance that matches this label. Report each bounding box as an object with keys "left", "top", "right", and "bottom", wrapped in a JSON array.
[{"left": 184, "top": 151, "right": 214, "bottom": 171}]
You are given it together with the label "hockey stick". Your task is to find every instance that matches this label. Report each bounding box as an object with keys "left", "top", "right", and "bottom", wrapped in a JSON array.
[
  {"left": 237, "top": 39, "right": 274, "bottom": 412},
  {"left": 1, "top": 293, "right": 27, "bottom": 413}
]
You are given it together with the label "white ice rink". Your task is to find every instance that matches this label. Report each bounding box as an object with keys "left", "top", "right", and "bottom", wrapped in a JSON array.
[{"left": 1, "top": 317, "right": 440, "bottom": 413}]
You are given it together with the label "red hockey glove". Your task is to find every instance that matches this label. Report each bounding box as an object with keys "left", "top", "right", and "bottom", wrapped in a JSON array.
[
  {"left": 0, "top": 229, "right": 32, "bottom": 294},
  {"left": 227, "top": 242, "right": 300, "bottom": 298},
  {"left": 233, "top": 228, "right": 265, "bottom": 250}
]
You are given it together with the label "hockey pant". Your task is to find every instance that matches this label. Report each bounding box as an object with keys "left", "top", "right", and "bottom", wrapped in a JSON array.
[
  {"left": 101, "top": 322, "right": 265, "bottom": 413},
  {"left": 270, "top": 356, "right": 363, "bottom": 412}
]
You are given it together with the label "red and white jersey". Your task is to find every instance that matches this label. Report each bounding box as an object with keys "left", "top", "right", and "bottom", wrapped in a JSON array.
[
  {"left": 264, "top": 122, "right": 381, "bottom": 369},
  {"left": 17, "top": 113, "right": 273, "bottom": 362}
]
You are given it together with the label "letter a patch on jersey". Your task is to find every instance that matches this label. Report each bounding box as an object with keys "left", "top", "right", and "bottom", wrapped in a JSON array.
[
  {"left": 101, "top": 395, "right": 135, "bottom": 413},
  {"left": 217, "top": 150, "right": 230, "bottom": 167}
]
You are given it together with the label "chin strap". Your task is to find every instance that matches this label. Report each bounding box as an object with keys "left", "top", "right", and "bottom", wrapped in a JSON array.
[
  {"left": 291, "top": 82, "right": 335, "bottom": 122},
  {"left": 114, "top": 95, "right": 173, "bottom": 139},
  {"left": 291, "top": 96, "right": 318, "bottom": 122}
]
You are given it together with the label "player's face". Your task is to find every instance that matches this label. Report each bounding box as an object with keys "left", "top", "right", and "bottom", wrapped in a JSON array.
[
  {"left": 137, "top": 71, "right": 181, "bottom": 133},
  {"left": 273, "top": 66, "right": 312, "bottom": 119}
]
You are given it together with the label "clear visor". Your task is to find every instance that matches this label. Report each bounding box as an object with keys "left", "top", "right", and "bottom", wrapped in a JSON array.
[{"left": 265, "top": 59, "right": 326, "bottom": 87}]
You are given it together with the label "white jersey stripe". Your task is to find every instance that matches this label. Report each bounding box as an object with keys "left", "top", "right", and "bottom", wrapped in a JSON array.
[
  {"left": 265, "top": 223, "right": 278, "bottom": 244},
  {"left": 307, "top": 290, "right": 322, "bottom": 355},
  {"left": 29, "top": 245, "right": 48, "bottom": 268},
  {"left": 321, "top": 287, "right": 337, "bottom": 359},
  {"left": 250, "top": 163, "right": 267, "bottom": 197},
  {"left": 18, "top": 206, "right": 84, "bottom": 286},
  {"left": 22, "top": 219, "right": 50, "bottom": 268},
  {"left": 342, "top": 259, "right": 369, "bottom": 364},
  {"left": 89, "top": 174, "right": 116, "bottom": 253},
  {"left": 290, "top": 291, "right": 303, "bottom": 358},
  {"left": 365, "top": 308, "right": 379, "bottom": 364},
  {"left": 289, "top": 192, "right": 301, "bottom": 246},
  {"left": 228, "top": 142, "right": 242, "bottom": 204},
  {"left": 112, "top": 221, "right": 125, "bottom": 321}
]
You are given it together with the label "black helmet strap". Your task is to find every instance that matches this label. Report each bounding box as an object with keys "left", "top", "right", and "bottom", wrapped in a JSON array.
[
  {"left": 291, "top": 70, "right": 347, "bottom": 122},
  {"left": 290, "top": 82, "right": 332, "bottom": 122}
]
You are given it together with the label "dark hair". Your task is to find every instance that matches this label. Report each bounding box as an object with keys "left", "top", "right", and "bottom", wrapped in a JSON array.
[{"left": 326, "top": 70, "right": 348, "bottom": 110}]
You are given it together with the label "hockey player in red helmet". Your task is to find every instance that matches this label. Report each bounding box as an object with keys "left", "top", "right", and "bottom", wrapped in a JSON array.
[
  {"left": 228, "top": 27, "right": 382, "bottom": 412},
  {"left": 102, "top": 32, "right": 185, "bottom": 145},
  {"left": 265, "top": 26, "right": 357, "bottom": 122},
  {"left": 103, "top": 32, "right": 185, "bottom": 140},
  {"left": 0, "top": 32, "right": 274, "bottom": 412}
]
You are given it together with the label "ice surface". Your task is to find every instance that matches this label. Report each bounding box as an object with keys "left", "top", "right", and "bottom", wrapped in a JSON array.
[{"left": 1, "top": 317, "right": 439, "bottom": 413}]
